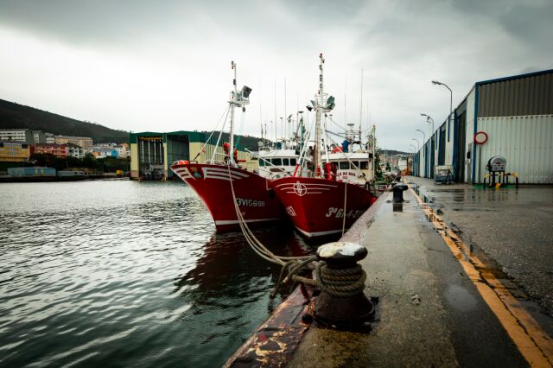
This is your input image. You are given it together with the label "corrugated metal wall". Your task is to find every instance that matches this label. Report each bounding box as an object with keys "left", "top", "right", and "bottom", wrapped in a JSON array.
[
  {"left": 478, "top": 72, "right": 553, "bottom": 117},
  {"left": 476, "top": 115, "right": 553, "bottom": 184}
]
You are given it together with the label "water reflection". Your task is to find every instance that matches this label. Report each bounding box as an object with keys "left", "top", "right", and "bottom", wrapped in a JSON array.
[{"left": 0, "top": 181, "right": 325, "bottom": 368}]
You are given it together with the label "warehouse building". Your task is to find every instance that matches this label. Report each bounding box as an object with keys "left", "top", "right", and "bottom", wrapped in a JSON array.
[
  {"left": 413, "top": 69, "right": 553, "bottom": 184},
  {"left": 129, "top": 131, "right": 256, "bottom": 180}
]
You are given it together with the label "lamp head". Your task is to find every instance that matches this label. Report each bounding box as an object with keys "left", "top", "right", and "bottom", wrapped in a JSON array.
[
  {"left": 241, "top": 86, "right": 252, "bottom": 98},
  {"left": 432, "top": 80, "right": 442, "bottom": 85},
  {"left": 420, "top": 113, "right": 427, "bottom": 117}
]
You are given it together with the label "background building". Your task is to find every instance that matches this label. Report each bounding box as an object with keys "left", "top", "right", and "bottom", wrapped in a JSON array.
[
  {"left": 114, "top": 143, "right": 129, "bottom": 158},
  {"left": 7, "top": 167, "right": 56, "bottom": 178},
  {"left": 413, "top": 69, "right": 553, "bottom": 184},
  {"left": 0, "top": 141, "right": 30, "bottom": 162},
  {"left": 129, "top": 131, "right": 254, "bottom": 179},
  {"left": 0, "top": 129, "right": 34, "bottom": 144},
  {"left": 32, "top": 143, "right": 69, "bottom": 157},
  {"left": 67, "top": 143, "right": 86, "bottom": 158},
  {"left": 54, "top": 135, "right": 93, "bottom": 148},
  {"left": 45, "top": 133, "right": 56, "bottom": 144},
  {"left": 32, "top": 130, "right": 46, "bottom": 144},
  {"left": 91, "top": 147, "right": 118, "bottom": 158}
]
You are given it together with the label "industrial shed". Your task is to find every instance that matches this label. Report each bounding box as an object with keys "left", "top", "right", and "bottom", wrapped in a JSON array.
[
  {"left": 413, "top": 69, "right": 553, "bottom": 184},
  {"left": 129, "top": 131, "right": 254, "bottom": 180}
]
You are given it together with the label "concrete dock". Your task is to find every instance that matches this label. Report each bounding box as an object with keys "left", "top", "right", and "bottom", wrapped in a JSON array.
[{"left": 227, "top": 180, "right": 553, "bottom": 367}]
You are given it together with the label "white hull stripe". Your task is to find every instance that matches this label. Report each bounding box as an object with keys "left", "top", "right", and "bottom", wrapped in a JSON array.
[
  {"left": 203, "top": 168, "right": 248, "bottom": 181},
  {"left": 282, "top": 191, "right": 325, "bottom": 194},
  {"left": 295, "top": 226, "right": 344, "bottom": 238},
  {"left": 281, "top": 188, "right": 332, "bottom": 191},
  {"left": 204, "top": 175, "right": 233, "bottom": 182},
  {"left": 215, "top": 218, "right": 282, "bottom": 225},
  {"left": 174, "top": 170, "right": 192, "bottom": 178},
  {"left": 204, "top": 167, "right": 250, "bottom": 178},
  {"left": 274, "top": 182, "right": 337, "bottom": 189},
  {"left": 173, "top": 173, "right": 192, "bottom": 180}
]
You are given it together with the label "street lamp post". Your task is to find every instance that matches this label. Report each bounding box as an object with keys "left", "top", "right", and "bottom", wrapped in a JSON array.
[
  {"left": 432, "top": 80, "right": 453, "bottom": 138},
  {"left": 411, "top": 138, "right": 420, "bottom": 152},
  {"left": 420, "top": 114, "right": 434, "bottom": 178},
  {"left": 420, "top": 113, "right": 434, "bottom": 139},
  {"left": 409, "top": 144, "right": 418, "bottom": 176},
  {"left": 415, "top": 129, "right": 426, "bottom": 144}
]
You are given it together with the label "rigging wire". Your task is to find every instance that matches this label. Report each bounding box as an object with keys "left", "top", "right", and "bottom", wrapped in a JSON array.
[
  {"left": 192, "top": 105, "right": 230, "bottom": 162},
  {"left": 210, "top": 107, "right": 231, "bottom": 162}
]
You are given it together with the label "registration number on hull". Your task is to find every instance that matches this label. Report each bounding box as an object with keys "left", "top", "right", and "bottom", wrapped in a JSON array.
[
  {"left": 326, "top": 207, "right": 363, "bottom": 219},
  {"left": 236, "top": 198, "right": 266, "bottom": 207}
]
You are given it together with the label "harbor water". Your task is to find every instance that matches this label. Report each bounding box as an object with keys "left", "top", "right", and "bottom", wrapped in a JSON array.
[{"left": 0, "top": 180, "right": 318, "bottom": 367}]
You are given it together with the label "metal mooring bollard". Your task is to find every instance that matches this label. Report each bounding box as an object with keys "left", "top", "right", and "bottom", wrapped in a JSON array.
[
  {"left": 313, "top": 242, "right": 374, "bottom": 328},
  {"left": 392, "top": 184, "right": 408, "bottom": 203}
]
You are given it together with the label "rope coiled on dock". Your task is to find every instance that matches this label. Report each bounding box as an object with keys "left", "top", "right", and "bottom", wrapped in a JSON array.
[
  {"left": 316, "top": 263, "right": 366, "bottom": 298},
  {"left": 271, "top": 258, "right": 366, "bottom": 299}
]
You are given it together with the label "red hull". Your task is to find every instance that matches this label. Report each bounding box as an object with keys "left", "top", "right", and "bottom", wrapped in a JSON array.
[
  {"left": 270, "top": 177, "right": 376, "bottom": 238},
  {"left": 171, "top": 163, "right": 285, "bottom": 232}
]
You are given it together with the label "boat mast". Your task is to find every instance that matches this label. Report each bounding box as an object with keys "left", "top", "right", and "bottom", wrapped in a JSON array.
[
  {"left": 229, "top": 61, "right": 237, "bottom": 166},
  {"left": 359, "top": 69, "right": 363, "bottom": 149},
  {"left": 227, "top": 62, "right": 251, "bottom": 165},
  {"left": 314, "top": 53, "right": 325, "bottom": 177}
]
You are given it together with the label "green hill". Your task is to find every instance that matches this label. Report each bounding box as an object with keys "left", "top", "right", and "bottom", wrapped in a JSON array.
[
  {"left": 381, "top": 149, "right": 409, "bottom": 156},
  {"left": 0, "top": 99, "right": 129, "bottom": 144},
  {"left": 202, "top": 131, "right": 268, "bottom": 151}
]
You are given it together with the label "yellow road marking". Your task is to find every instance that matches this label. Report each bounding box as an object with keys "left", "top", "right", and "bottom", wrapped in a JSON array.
[{"left": 409, "top": 187, "right": 553, "bottom": 367}]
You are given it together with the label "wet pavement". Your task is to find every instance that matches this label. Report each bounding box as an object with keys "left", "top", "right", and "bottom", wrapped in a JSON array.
[
  {"left": 227, "top": 182, "right": 553, "bottom": 367},
  {"left": 406, "top": 176, "right": 553, "bottom": 318},
  {"left": 287, "top": 190, "right": 533, "bottom": 367}
]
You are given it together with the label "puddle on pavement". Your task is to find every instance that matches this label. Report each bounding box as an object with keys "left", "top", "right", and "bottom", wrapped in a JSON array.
[
  {"left": 451, "top": 208, "right": 495, "bottom": 212},
  {"left": 445, "top": 285, "right": 478, "bottom": 311},
  {"left": 426, "top": 189, "right": 467, "bottom": 193}
]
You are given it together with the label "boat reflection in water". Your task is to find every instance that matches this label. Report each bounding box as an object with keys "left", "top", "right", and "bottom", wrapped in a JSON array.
[{"left": 169, "top": 224, "right": 329, "bottom": 366}]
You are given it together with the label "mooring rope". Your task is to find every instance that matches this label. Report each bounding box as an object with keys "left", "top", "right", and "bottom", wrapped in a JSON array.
[
  {"left": 226, "top": 164, "right": 366, "bottom": 299},
  {"left": 227, "top": 165, "right": 312, "bottom": 265},
  {"left": 271, "top": 259, "right": 367, "bottom": 298},
  {"left": 316, "top": 263, "right": 366, "bottom": 298}
]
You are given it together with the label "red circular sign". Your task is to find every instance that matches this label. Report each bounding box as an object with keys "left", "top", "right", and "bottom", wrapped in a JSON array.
[{"left": 474, "top": 131, "right": 488, "bottom": 145}]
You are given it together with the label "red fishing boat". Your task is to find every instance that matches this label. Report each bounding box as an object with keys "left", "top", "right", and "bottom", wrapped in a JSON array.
[
  {"left": 171, "top": 162, "right": 283, "bottom": 231},
  {"left": 171, "top": 62, "right": 284, "bottom": 232},
  {"left": 271, "top": 54, "right": 377, "bottom": 238}
]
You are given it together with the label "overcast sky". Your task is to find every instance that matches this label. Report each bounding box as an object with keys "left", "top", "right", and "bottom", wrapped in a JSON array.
[{"left": 1, "top": 0, "right": 552, "bottom": 150}]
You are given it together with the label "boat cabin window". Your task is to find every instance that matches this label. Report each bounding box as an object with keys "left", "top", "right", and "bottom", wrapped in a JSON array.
[
  {"left": 282, "top": 158, "right": 289, "bottom": 166},
  {"left": 339, "top": 161, "right": 350, "bottom": 170},
  {"left": 259, "top": 159, "right": 266, "bottom": 167},
  {"left": 290, "top": 158, "right": 296, "bottom": 166},
  {"left": 360, "top": 161, "right": 369, "bottom": 170},
  {"left": 272, "top": 158, "right": 282, "bottom": 166}
]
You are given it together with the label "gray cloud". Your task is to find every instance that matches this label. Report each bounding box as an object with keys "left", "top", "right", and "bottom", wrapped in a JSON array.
[{"left": 0, "top": 0, "right": 551, "bottom": 150}]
